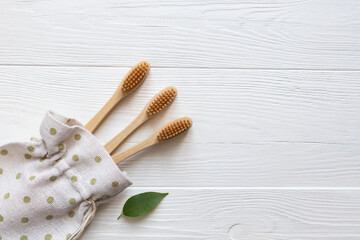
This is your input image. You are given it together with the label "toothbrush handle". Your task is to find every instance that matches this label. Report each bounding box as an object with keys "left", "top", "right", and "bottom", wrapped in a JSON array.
[
  {"left": 112, "top": 135, "right": 157, "bottom": 164},
  {"left": 84, "top": 91, "right": 124, "bottom": 133},
  {"left": 104, "top": 112, "right": 148, "bottom": 154}
]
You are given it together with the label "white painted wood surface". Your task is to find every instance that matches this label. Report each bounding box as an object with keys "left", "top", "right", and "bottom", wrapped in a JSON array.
[
  {"left": 0, "top": 0, "right": 359, "bottom": 239},
  {"left": 82, "top": 189, "right": 360, "bottom": 240}
]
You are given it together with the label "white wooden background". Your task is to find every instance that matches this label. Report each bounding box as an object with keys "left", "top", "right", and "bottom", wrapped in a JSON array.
[{"left": 0, "top": 0, "right": 360, "bottom": 239}]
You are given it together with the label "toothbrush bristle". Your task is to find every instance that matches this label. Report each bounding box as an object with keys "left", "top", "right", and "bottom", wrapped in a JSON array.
[
  {"left": 121, "top": 61, "right": 150, "bottom": 92},
  {"left": 146, "top": 87, "right": 177, "bottom": 116},
  {"left": 157, "top": 117, "right": 192, "bottom": 141}
]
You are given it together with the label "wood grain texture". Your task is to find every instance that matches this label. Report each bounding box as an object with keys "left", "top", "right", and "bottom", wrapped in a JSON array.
[
  {"left": 82, "top": 188, "right": 360, "bottom": 239},
  {"left": 1, "top": 1, "right": 359, "bottom": 238},
  {"left": 0, "top": 0, "right": 359, "bottom": 69},
  {"left": 0, "top": 67, "right": 359, "bottom": 187}
]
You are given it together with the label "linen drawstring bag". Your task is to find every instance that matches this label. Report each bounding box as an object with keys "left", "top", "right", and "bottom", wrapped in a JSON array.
[{"left": 0, "top": 111, "right": 132, "bottom": 240}]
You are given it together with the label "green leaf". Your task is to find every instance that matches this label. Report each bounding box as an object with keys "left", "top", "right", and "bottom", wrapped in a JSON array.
[{"left": 120, "top": 192, "right": 168, "bottom": 218}]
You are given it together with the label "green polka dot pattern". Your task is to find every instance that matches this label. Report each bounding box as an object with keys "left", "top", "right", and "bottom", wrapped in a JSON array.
[
  {"left": 45, "top": 234, "right": 52, "bottom": 240},
  {"left": 90, "top": 178, "right": 96, "bottom": 185},
  {"left": 58, "top": 144, "right": 65, "bottom": 151},
  {"left": 0, "top": 111, "right": 132, "bottom": 239},
  {"left": 4, "top": 193, "right": 10, "bottom": 199},
  {"left": 49, "top": 176, "right": 57, "bottom": 182},
  {"left": 69, "top": 198, "right": 76, "bottom": 205},
  {"left": 47, "top": 197, "right": 54, "bottom": 204},
  {"left": 27, "top": 146, "right": 35, "bottom": 152},
  {"left": 74, "top": 134, "right": 81, "bottom": 140},
  {"left": 72, "top": 155, "right": 79, "bottom": 162},
  {"left": 23, "top": 196, "right": 31, "bottom": 203},
  {"left": 49, "top": 128, "right": 57, "bottom": 135},
  {"left": 95, "top": 156, "right": 102, "bottom": 163},
  {"left": 1, "top": 149, "right": 8, "bottom": 155}
]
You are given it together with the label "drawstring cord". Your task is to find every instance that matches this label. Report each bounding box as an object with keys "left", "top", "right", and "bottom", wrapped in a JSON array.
[
  {"left": 72, "top": 200, "right": 97, "bottom": 240},
  {"left": 31, "top": 137, "right": 98, "bottom": 240}
]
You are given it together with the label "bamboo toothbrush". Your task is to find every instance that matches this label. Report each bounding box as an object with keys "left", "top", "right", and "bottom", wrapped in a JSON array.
[
  {"left": 111, "top": 117, "right": 192, "bottom": 164},
  {"left": 104, "top": 86, "right": 177, "bottom": 154},
  {"left": 84, "top": 61, "right": 151, "bottom": 133}
]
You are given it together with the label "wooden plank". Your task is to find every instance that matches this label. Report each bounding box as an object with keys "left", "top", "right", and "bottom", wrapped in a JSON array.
[
  {"left": 0, "top": 67, "right": 359, "bottom": 144},
  {"left": 82, "top": 188, "right": 360, "bottom": 239},
  {"left": 0, "top": 67, "right": 359, "bottom": 187},
  {"left": 0, "top": 0, "right": 359, "bottom": 69},
  {"left": 119, "top": 142, "right": 360, "bottom": 187}
]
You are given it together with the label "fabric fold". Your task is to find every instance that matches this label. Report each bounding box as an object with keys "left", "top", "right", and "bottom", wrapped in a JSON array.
[{"left": 0, "top": 111, "right": 132, "bottom": 240}]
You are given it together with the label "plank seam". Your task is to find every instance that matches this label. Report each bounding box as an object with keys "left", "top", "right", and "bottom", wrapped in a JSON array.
[
  {"left": 126, "top": 187, "right": 360, "bottom": 190},
  {"left": 1, "top": 64, "right": 360, "bottom": 71}
]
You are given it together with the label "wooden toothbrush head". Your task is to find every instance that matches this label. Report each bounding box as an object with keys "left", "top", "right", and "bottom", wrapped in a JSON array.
[
  {"left": 120, "top": 61, "right": 151, "bottom": 93},
  {"left": 157, "top": 117, "right": 192, "bottom": 141},
  {"left": 146, "top": 86, "right": 177, "bottom": 116}
]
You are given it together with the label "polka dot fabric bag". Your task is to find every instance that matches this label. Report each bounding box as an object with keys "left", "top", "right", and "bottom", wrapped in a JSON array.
[{"left": 0, "top": 111, "right": 132, "bottom": 240}]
